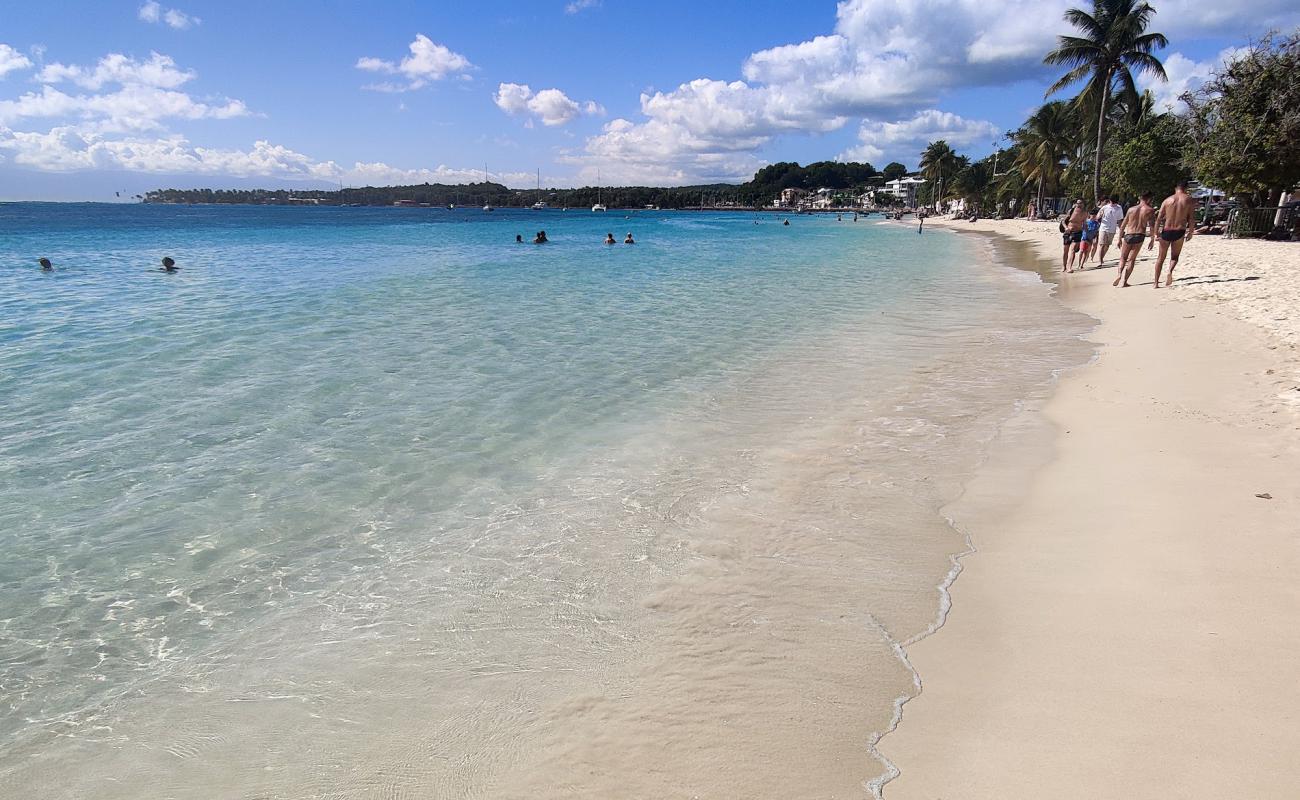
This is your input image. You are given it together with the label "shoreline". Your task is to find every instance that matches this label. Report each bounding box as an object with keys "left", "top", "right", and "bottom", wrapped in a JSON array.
[{"left": 880, "top": 218, "right": 1300, "bottom": 797}]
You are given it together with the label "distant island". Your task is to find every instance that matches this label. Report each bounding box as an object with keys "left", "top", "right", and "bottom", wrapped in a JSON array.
[{"left": 141, "top": 161, "right": 904, "bottom": 210}]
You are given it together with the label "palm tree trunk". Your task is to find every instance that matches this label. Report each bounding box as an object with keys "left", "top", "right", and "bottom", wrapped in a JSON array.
[
  {"left": 1037, "top": 174, "right": 1044, "bottom": 214},
  {"left": 1093, "top": 68, "right": 1110, "bottom": 205}
]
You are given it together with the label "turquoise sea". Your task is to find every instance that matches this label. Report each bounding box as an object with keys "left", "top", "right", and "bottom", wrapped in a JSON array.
[{"left": 0, "top": 204, "right": 1092, "bottom": 797}]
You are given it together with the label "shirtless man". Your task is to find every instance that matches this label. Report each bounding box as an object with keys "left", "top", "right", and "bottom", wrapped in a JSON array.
[
  {"left": 1113, "top": 192, "right": 1155, "bottom": 287},
  {"left": 1060, "top": 199, "right": 1088, "bottom": 273},
  {"left": 1150, "top": 180, "right": 1196, "bottom": 288}
]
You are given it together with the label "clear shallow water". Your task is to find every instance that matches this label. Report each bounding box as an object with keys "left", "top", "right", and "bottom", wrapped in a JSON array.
[{"left": 0, "top": 204, "right": 1092, "bottom": 797}]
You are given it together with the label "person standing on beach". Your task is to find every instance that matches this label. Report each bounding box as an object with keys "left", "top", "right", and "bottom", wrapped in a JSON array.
[
  {"left": 1150, "top": 181, "right": 1196, "bottom": 288},
  {"left": 1081, "top": 214, "right": 1100, "bottom": 264},
  {"left": 1114, "top": 192, "right": 1155, "bottom": 287},
  {"left": 1060, "top": 199, "right": 1088, "bottom": 273},
  {"left": 1095, "top": 196, "right": 1124, "bottom": 263}
]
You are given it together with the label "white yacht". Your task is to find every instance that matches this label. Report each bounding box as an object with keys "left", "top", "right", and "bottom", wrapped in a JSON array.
[
  {"left": 530, "top": 169, "right": 547, "bottom": 210},
  {"left": 592, "top": 170, "right": 607, "bottom": 212},
  {"left": 482, "top": 164, "right": 494, "bottom": 211}
]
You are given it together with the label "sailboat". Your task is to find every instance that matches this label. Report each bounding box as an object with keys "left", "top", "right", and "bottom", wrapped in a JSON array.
[
  {"left": 482, "top": 164, "right": 494, "bottom": 212},
  {"left": 531, "top": 169, "right": 547, "bottom": 210},
  {"left": 592, "top": 169, "right": 607, "bottom": 212}
]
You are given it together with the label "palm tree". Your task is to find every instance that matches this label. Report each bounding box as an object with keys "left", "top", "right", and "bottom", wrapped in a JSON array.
[
  {"left": 1044, "top": 0, "right": 1167, "bottom": 204},
  {"left": 1014, "top": 101, "right": 1075, "bottom": 213},
  {"left": 919, "top": 140, "right": 960, "bottom": 210}
]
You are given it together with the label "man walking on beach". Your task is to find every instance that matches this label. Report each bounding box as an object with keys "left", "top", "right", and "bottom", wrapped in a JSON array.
[
  {"left": 1060, "top": 199, "right": 1088, "bottom": 273},
  {"left": 1095, "top": 196, "right": 1124, "bottom": 263},
  {"left": 1151, "top": 181, "right": 1197, "bottom": 288},
  {"left": 1114, "top": 192, "right": 1155, "bottom": 287}
]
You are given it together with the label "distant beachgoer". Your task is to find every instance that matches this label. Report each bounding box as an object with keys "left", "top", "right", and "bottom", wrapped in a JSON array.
[
  {"left": 1095, "top": 196, "right": 1124, "bottom": 263},
  {"left": 516, "top": 234, "right": 524, "bottom": 243},
  {"left": 1151, "top": 181, "right": 1196, "bottom": 288},
  {"left": 604, "top": 233, "right": 616, "bottom": 244},
  {"left": 160, "top": 257, "right": 179, "bottom": 272},
  {"left": 1114, "top": 192, "right": 1155, "bottom": 287},
  {"left": 783, "top": 219, "right": 790, "bottom": 226},
  {"left": 1060, "top": 199, "right": 1088, "bottom": 273},
  {"left": 533, "top": 231, "right": 548, "bottom": 244},
  {"left": 38, "top": 258, "right": 53, "bottom": 270},
  {"left": 623, "top": 233, "right": 635, "bottom": 244}
]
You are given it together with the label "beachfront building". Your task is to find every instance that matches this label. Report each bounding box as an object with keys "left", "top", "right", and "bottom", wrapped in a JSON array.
[
  {"left": 774, "top": 187, "right": 809, "bottom": 208},
  {"left": 880, "top": 176, "right": 927, "bottom": 207}
]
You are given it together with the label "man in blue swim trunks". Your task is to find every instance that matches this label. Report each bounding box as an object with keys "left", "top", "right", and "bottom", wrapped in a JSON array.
[{"left": 1151, "top": 181, "right": 1196, "bottom": 288}]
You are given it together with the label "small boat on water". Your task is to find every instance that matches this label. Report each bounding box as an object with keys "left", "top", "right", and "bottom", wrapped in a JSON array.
[
  {"left": 531, "top": 168, "right": 547, "bottom": 210},
  {"left": 482, "top": 165, "right": 494, "bottom": 211},
  {"left": 592, "top": 170, "right": 607, "bottom": 212}
]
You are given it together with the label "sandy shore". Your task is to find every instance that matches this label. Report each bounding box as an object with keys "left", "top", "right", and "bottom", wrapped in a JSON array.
[{"left": 881, "top": 218, "right": 1300, "bottom": 798}]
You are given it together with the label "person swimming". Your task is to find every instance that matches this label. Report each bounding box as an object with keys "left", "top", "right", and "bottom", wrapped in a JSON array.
[
  {"left": 604, "top": 233, "right": 616, "bottom": 245},
  {"left": 516, "top": 234, "right": 523, "bottom": 243},
  {"left": 159, "top": 257, "right": 179, "bottom": 272},
  {"left": 38, "top": 257, "right": 53, "bottom": 270},
  {"left": 623, "top": 233, "right": 635, "bottom": 244},
  {"left": 783, "top": 219, "right": 790, "bottom": 226},
  {"left": 533, "top": 231, "right": 548, "bottom": 244}
]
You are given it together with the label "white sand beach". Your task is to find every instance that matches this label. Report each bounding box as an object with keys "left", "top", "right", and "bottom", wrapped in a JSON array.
[{"left": 882, "top": 218, "right": 1300, "bottom": 798}]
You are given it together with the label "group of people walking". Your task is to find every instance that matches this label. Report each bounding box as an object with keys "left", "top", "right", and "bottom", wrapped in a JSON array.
[{"left": 1057, "top": 181, "right": 1198, "bottom": 288}]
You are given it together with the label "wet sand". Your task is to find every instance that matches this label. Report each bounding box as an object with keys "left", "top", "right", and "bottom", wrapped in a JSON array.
[{"left": 883, "top": 218, "right": 1300, "bottom": 798}]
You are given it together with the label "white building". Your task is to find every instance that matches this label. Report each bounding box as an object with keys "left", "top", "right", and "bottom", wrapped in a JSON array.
[{"left": 880, "top": 176, "right": 927, "bottom": 207}]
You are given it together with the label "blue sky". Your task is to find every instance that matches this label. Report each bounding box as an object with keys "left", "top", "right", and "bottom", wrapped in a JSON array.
[{"left": 2, "top": 0, "right": 1296, "bottom": 200}]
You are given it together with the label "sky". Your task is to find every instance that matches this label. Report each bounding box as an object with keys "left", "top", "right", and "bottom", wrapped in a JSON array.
[{"left": 1, "top": 0, "right": 1296, "bottom": 200}]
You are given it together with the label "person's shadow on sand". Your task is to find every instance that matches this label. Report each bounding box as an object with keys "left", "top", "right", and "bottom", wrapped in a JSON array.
[{"left": 1174, "top": 275, "right": 1262, "bottom": 286}]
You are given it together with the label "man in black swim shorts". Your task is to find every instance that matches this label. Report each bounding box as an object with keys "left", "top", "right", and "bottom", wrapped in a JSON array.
[
  {"left": 1060, "top": 199, "right": 1088, "bottom": 273},
  {"left": 1114, "top": 192, "right": 1154, "bottom": 287},
  {"left": 1151, "top": 181, "right": 1196, "bottom": 288}
]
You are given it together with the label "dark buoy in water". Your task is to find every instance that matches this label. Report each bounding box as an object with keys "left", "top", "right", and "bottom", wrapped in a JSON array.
[
  {"left": 160, "top": 256, "right": 179, "bottom": 272},
  {"left": 38, "top": 257, "right": 53, "bottom": 270}
]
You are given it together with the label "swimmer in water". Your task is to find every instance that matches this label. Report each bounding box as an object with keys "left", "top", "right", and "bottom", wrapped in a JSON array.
[
  {"left": 623, "top": 232, "right": 635, "bottom": 244},
  {"left": 39, "top": 258, "right": 53, "bottom": 270},
  {"left": 159, "top": 257, "right": 179, "bottom": 272},
  {"left": 533, "top": 231, "right": 548, "bottom": 244},
  {"left": 783, "top": 219, "right": 790, "bottom": 226},
  {"left": 516, "top": 234, "right": 523, "bottom": 243},
  {"left": 604, "top": 233, "right": 616, "bottom": 245}
]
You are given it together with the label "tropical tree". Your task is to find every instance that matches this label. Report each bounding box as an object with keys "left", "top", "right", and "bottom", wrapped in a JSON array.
[
  {"left": 1183, "top": 30, "right": 1300, "bottom": 205},
  {"left": 919, "top": 140, "right": 960, "bottom": 209},
  {"left": 1044, "top": 0, "right": 1168, "bottom": 204},
  {"left": 1102, "top": 113, "right": 1191, "bottom": 199},
  {"left": 1013, "top": 101, "right": 1076, "bottom": 212},
  {"left": 882, "top": 162, "right": 909, "bottom": 182}
]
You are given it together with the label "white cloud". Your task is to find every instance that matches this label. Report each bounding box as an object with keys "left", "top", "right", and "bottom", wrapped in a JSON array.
[
  {"left": 0, "top": 45, "right": 528, "bottom": 190},
  {"left": 494, "top": 82, "right": 602, "bottom": 127},
  {"left": 1140, "top": 47, "right": 1250, "bottom": 112},
  {"left": 356, "top": 34, "right": 473, "bottom": 91},
  {"left": 570, "top": 0, "right": 1300, "bottom": 184},
  {"left": 6, "top": 53, "right": 247, "bottom": 134},
  {"left": 0, "top": 124, "right": 537, "bottom": 188},
  {"left": 0, "top": 44, "right": 33, "bottom": 79},
  {"left": 36, "top": 52, "right": 194, "bottom": 91},
  {"left": 138, "top": 2, "right": 200, "bottom": 29},
  {"left": 839, "top": 110, "right": 1001, "bottom": 167},
  {"left": 565, "top": 0, "right": 601, "bottom": 14}
]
